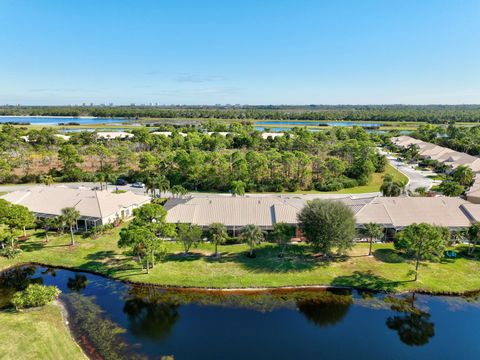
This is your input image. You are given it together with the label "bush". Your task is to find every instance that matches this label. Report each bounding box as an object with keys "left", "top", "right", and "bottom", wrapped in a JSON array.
[
  {"left": 11, "top": 284, "right": 61, "bottom": 310},
  {"left": 316, "top": 180, "right": 344, "bottom": 192},
  {"left": 339, "top": 177, "right": 358, "bottom": 189},
  {"left": 0, "top": 246, "right": 22, "bottom": 259}
]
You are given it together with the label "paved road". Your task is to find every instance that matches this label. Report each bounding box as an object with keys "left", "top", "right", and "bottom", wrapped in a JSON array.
[{"left": 386, "top": 156, "right": 435, "bottom": 191}]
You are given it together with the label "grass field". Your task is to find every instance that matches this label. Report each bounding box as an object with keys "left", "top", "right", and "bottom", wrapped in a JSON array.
[
  {"left": 0, "top": 304, "right": 85, "bottom": 360},
  {"left": 250, "top": 163, "right": 408, "bottom": 194},
  {"left": 0, "top": 226, "right": 479, "bottom": 294}
]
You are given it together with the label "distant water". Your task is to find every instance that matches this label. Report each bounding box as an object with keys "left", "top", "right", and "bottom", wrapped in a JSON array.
[
  {"left": 0, "top": 116, "right": 127, "bottom": 126},
  {"left": 256, "top": 120, "right": 384, "bottom": 127}
]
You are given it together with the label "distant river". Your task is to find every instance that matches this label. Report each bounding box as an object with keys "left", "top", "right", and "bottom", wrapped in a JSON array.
[
  {"left": 0, "top": 116, "right": 127, "bottom": 126},
  {"left": 1, "top": 265, "right": 479, "bottom": 359}
]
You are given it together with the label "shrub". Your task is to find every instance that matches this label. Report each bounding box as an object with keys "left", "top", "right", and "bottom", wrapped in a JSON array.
[
  {"left": 0, "top": 246, "right": 22, "bottom": 259},
  {"left": 339, "top": 177, "right": 358, "bottom": 189},
  {"left": 11, "top": 284, "right": 61, "bottom": 310}
]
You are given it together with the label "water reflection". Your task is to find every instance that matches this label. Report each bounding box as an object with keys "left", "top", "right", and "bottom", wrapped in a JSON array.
[
  {"left": 1, "top": 266, "right": 479, "bottom": 360},
  {"left": 0, "top": 266, "right": 42, "bottom": 308},
  {"left": 123, "top": 298, "right": 180, "bottom": 341},
  {"left": 385, "top": 294, "right": 435, "bottom": 346},
  {"left": 296, "top": 289, "right": 353, "bottom": 327},
  {"left": 67, "top": 274, "right": 88, "bottom": 292}
]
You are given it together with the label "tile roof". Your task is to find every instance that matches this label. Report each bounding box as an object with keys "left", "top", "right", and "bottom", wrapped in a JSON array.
[{"left": 1, "top": 186, "right": 150, "bottom": 220}]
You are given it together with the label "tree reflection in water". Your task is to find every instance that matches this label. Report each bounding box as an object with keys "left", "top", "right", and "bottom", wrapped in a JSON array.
[
  {"left": 296, "top": 289, "right": 353, "bottom": 327},
  {"left": 0, "top": 265, "right": 43, "bottom": 308},
  {"left": 67, "top": 274, "right": 88, "bottom": 292},
  {"left": 385, "top": 294, "right": 435, "bottom": 346},
  {"left": 123, "top": 297, "right": 180, "bottom": 341}
]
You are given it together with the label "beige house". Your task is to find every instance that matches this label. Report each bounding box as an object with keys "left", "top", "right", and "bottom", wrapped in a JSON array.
[
  {"left": 392, "top": 136, "right": 480, "bottom": 171},
  {"left": 1, "top": 186, "right": 151, "bottom": 229},
  {"left": 165, "top": 195, "right": 480, "bottom": 232}
]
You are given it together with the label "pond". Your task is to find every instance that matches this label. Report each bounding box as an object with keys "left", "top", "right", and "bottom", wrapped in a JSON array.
[
  {"left": 0, "top": 116, "right": 128, "bottom": 126},
  {"left": 1, "top": 265, "right": 479, "bottom": 359},
  {"left": 255, "top": 120, "right": 384, "bottom": 127}
]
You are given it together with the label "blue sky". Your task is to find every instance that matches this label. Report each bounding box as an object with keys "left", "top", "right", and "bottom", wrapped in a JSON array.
[{"left": 1, "top": 0, "right": 479, "bottom": 105}]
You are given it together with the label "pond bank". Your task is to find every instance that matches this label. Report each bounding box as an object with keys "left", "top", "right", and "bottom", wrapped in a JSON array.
[
  {"left": 3, "top": 261, "right": 480, "bottom": 297},
  {"left": 2, "top": 264, "right": 480, "bottom": 360}
]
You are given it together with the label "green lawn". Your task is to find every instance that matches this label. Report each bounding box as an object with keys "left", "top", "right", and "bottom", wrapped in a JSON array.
[
  {"left": 0, "top": 304, "right": 85, "bottom": 360},
  {"left": 1, "top": 227, "right": 479, "bottom": 294},
  {"left": 250, "top": 163, "right": 407, "bottom": 194}
]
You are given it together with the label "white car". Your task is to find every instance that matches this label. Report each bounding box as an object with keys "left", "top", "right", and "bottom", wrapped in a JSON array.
[{"left": 131, "top": 182, "right": 145, "bottom": 188}]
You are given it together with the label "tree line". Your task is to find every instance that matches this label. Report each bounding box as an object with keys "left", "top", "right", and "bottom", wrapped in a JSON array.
[
  {"left": 3, "top": 105, "right": 480, "bottom": 122},
  {"left": 0, "top": 124, "right": 387, "bottom": 193}
]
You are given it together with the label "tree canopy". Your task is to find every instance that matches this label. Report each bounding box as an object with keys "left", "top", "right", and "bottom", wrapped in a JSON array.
[{"left": 298, "top": 199, "right": 356, "bottom": 256}]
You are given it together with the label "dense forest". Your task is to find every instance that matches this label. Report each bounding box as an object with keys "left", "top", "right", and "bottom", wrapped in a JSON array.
[
  {"left": 2, "top": 105, "right": 480, "bottom": 123},
  {"left": 0, "top": 124, "right": 387, "bottom": 192}
]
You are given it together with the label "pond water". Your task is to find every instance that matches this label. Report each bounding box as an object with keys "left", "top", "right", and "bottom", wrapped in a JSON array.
[
  {"left": 256, "top": 121, "right": 384, "bottom": 127},
  {"left": 1, "top": 265, "right": 479, "bottom": 359},
  {"left": 0, "top": 116, "right": 127, "bottom": 126}
]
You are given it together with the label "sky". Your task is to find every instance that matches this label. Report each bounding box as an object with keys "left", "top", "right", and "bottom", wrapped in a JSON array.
[{"left": 0, "top": 0, "right": 479, "bottom": 105}]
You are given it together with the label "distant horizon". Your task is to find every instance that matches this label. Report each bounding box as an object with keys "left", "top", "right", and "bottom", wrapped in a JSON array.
[{"left": 2, "top": 103, "right": 480, "bottom": 108}]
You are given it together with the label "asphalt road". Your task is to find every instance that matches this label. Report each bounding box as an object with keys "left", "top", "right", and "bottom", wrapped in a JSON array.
[{"left": 386, "top": 156, "right": 435, "bottom": 191}]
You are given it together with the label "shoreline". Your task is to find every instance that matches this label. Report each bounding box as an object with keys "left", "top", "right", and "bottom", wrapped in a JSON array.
[
  {"left": 55, "top": 299, "right": 89, "bottom": 360},
  {"left": 3, "top": 261, "right": 480, "bottom": 297},
  {"left": 0, "top": 115, "right": 98, "bottom": 119}
]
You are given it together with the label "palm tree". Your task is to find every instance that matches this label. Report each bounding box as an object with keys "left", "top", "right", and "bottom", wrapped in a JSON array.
[
  {"left": 241, "top": 224, "right": 264, "bottom": 257},
  {"left": 361, "top": 222, "right": 384, "bottom": 256},
  {"left": 208, "top": 223, "right": 228, "bottom": 257},
  {"left": 171, "top": 185, "right": 188, "bottom": 198},
  {"left": 42, "top": 175, "right": 54, "bottom": 186},
  {"left": 452, "top": 165, "right": 473, "bottom": 187},
  {"left": 155, "top": 175, "right": 170, "bottom": 197},
  {"left": 144, "top": 175, "right": 156, "bottom": 197},
  {"left": 41, "top": 217, "right": 56, "bottom": 243},
  {"left": 465, "top": 222, "right": 480, "bottom": 255},
  {"left": 381, "top": 174, "right": 406, "bottom": 197},
  {"left": 231, "top": 180, "right": 246, "bottom": 196},
  {"left": 61, "top": 207, "right": 80, "bottom": 246},
  {"left": 271, "top": 222, "right": 294, "bottom": 257}
]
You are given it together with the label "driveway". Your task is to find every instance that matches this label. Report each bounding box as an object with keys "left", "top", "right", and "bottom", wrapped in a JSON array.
[{"left": 386, "top": 156, "right": 434, "bottom": 191}]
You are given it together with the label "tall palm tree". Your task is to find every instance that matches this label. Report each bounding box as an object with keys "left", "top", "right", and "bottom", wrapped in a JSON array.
[
  {"left": 208, "top": 223, "right": 228, "bottom": 257},
  {"left": 171, "top": 185, "right": 188, "bottom": 198},
  {"left": 362, "top": 222, "right": 384, "bottom": 256},
  {"left": 144, "top": 175, "right": 156, "bottom": 197},
  {"left": 155, "top": 175, "right": 170, "bottom": 197},
  {"left": 61, "top": 207, "right": 80, "bottom": 246},
  {"left": 241, "top": 224, "right": 264, "bottom": 257},
  {"left": 41, "top": 217, "right": 56, "bottom": 243}
]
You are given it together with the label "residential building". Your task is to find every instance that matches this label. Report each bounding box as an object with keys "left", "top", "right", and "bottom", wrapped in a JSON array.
[{"left": 0, "top": 186, "right": 150, "bottom": 229}]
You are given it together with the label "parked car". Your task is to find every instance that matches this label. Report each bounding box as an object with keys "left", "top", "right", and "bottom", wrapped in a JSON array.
[
  {"left": 132, "top": 182, "right": 145, "bottom": 188},
  {"left": 115, "top": 178, "right": 128, "bottom": 186}
]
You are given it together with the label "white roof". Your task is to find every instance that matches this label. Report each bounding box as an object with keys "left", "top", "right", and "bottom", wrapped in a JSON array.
[
  {"left": 393, "top": 136, "right": 480, "bottom": 172},
  {"left": 151, "top": 131, "right": 172, "bottom": 136},
  {"left": 165, "top": 195, "right": 376, "bottom": 228},
  {"left": 356, "top": 196, "right": 473, "bottom": 229},
  {"left": 206, "top": 132, "right": 230, "bottom": 136},
  {"left": 0, "top": 186, "right": 150, "bottom": 220},
  {"left": 97, "top": 131, "right": 134, "bottom": 140},
  {"left": 166, "top": 195, "right": 476, "bottom": 229},
  {"left": 261, "top": 132, "right": 284, "bottom": 139},
  {"left": 166, "top": 196, "right": 299, "bottom": 228}
]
